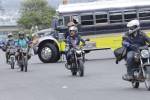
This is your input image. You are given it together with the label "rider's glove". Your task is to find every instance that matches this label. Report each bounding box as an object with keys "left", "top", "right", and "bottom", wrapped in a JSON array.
[{"left": 123, "top": 41, "right": 130, "bottom": 47}]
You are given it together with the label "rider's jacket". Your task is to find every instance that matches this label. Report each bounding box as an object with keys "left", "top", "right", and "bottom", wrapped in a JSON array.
[
  {"left": 6, "top": 39, "right": 16, "bottom": 47},
  {"left": 66, "top": 34, "right": 85, "bottom": 48},
  {"left": 16, "top": 38, "right": 29, "bottom": 48},
  {"left": 122, "top": 30, "right": 150, "bottom": 51}
]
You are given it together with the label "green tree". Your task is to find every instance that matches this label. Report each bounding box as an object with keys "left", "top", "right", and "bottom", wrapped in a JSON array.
[{"left": 17, "top": 0, "right": 55, "bottom": 30}]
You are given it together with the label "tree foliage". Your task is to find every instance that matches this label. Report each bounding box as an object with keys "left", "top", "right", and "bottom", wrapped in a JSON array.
[{"left": 17, "top": 0, "right": 55, "bottom": 30}]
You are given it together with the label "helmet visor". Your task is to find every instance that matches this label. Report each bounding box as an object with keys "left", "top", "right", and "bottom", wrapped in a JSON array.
[{"left": 129, "top": 25, "right": 138, "bottom": 30}]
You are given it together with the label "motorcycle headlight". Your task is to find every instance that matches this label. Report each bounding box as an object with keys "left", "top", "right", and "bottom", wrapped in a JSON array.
[
  {"left": 141, "top": 50, "right": 149, "bottom": 58},
  {"left": 76, "top": 50, "right": 82, "bottom": 54}
]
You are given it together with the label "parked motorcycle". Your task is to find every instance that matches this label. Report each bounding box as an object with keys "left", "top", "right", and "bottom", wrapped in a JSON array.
[{"left": 123, "top": 46, "right": 150, "bottom": 91}]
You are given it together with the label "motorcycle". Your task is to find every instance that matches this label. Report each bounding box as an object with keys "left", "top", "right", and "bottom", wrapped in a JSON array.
[
  {"left": 7, "top": 46, "right": 16, "bottom": 69},
  {"left": 123, "top": 45, "right": 150, "bottom": 91},
  {"left": 17, "top": 47, "right": 29, "bottom": 72},
  {"left": 65, "top": 44, "right": 86, "bottom": 77}
]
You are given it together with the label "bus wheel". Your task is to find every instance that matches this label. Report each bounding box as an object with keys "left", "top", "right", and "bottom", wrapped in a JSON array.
[{"left": 38, "top": 43, "right": 60, "bottom": 63}]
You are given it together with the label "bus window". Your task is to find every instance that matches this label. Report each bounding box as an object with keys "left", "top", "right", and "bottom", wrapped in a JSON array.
[
  {"left": 95, "top": 14, "right": 107, "bottom": 24},
  {"left": 124, "top": 10, "right": 137, "bottom": 22},
  {"left": 139, "top": 10, "right": 150, "bottom": 21},
  {"left": 64, "top": 16, "right": 70, "bottom": 26},
  {"left": 81, "top": 15, "right": 94, "bottom": 25},
  {"left": 58, "top": 18, "right": 64, "bottom": 26},
  {"left": 109, "top": 12, "right": 122, "bottom": 23}
]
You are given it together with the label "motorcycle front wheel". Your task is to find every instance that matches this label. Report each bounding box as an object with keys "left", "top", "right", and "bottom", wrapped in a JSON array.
[
  {"left": 71, "top": 63, "right": 77, "bottom": 76},
  {"left": 24, "top": 56, "right": 28, "bottom": 72},
  {"left": 20, "top": 64, "right": 24, "bottom": 71},
  {"left": 10, "top": 57, "right": 15, "bottom": 69},
  {"left": 145, "top": 73, "right": 150, "bottom": 91},
  {"left": 78, "top": 60, "right": 84, "bottom": 77},
  {"left": 132, "top": 82, "right": 139, "bottom": 88},
  {"left": 71, "top": 70, "right": 77, "bottom": 76}
]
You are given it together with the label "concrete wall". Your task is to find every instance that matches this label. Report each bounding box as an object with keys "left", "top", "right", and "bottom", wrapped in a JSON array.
[{"left": 0, "top": 26, "right": 19, "bottom": 32}]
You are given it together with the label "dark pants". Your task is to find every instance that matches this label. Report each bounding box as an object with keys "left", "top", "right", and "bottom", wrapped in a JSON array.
[
  {"left": 126, "top": 51, "right": 138, "bottom": 75},
  {"left": 65, "top": 49, "right": 72, "bottom": 64}
]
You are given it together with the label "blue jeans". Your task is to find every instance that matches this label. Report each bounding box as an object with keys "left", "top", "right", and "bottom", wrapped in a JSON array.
[{"left": 126, "top": 51, "right": 138, "bottom": 75}]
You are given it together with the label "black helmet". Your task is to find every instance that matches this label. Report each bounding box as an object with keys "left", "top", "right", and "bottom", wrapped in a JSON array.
[{"left": 18, "top": 32, "right": 25, "bottom": 39}]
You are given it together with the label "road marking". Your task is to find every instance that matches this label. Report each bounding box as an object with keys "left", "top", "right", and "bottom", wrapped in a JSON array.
[{"left": 62, "top": 85, "right": 68, "bottom": 89}]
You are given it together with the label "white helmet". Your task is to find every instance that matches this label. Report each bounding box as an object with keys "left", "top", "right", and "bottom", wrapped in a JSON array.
[
  {"left": 127, "top": 20, "right": 140, "bottom": 34},
  {"left": 69, "top": 26, "right": 78, "bottom": 32},
  {"left": 8, "top": 32, "right": 13, "bottom": 37},
  {"left": 127, "top": 19, "right": 140, "bottom": 28}
]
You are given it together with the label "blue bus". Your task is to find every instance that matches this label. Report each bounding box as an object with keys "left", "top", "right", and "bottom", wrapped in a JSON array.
[{"left": 57, "top": 0, "right": 150, "bottom": 35}]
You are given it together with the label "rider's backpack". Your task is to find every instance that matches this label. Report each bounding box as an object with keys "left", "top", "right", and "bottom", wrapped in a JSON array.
[{"left": 114, "top": 47, "right": 127, "bottom": 64}]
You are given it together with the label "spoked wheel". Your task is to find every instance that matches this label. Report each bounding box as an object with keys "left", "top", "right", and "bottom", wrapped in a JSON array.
[
  {"left": 145, "top": 73, "right": 150, "bottom": 91},
  {"left": 132, "top": 82, "right": 140, "bottom": 88},
  {"left": 78, "top": 60, "right": 84, "bottom": 77}
]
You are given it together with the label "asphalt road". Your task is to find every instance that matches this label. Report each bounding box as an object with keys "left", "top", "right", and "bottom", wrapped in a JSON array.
[{"left": 0, "top": 50, "right": 150, "bottom": 100}]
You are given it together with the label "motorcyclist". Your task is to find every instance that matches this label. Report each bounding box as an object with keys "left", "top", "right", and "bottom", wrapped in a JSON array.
[
  {"left": 5, "top": 33, "right": 16, "bottom": 63},
  {"left": 122, "top": 19, "right": 150, "bottom": 80},
  {"left": 15, "top": 32, "right": 31, "bottom": 61},
  {"left": 65, "top": 21, "right": 76, "bottom": 39},
  {"left": 65, "top": 26, "right": 85, "bottom": 66}
]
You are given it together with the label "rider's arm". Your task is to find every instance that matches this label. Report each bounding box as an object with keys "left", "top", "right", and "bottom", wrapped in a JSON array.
[
  {"left": 122, "top": 33, "right": 130, "bottom": 48},
  {"left": 66, "top": 36, "right": 72, "bottom": 48},
  {"left": 122, "top": 33, "right": 138, "bottom": 50}
]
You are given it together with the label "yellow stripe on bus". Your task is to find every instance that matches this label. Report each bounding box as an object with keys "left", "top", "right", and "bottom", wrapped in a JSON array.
[{"left": 58, "top": 32, "right": 150, "bottom": 52}]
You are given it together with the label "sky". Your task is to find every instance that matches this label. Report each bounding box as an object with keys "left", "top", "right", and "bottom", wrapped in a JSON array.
[
  {"left": 1, "top": 0, "right": 150, "bottom": 10},
  {"left": 0, "top": 0, "right": 149, "bottom": 25},
  {"left": 0, "top": 0, "right": 97, "bottom": 25},
  {"left": 1, "top": 0, "right": 97, "bottom": 10}
]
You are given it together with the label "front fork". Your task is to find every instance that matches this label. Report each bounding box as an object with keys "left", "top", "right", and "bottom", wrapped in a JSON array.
[{"left": 140, "top": 57, "right": 150, "bottom": 79}]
